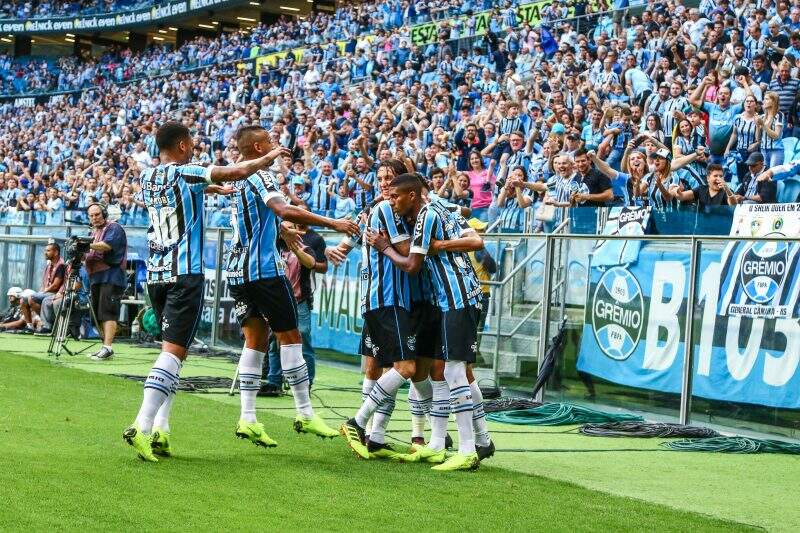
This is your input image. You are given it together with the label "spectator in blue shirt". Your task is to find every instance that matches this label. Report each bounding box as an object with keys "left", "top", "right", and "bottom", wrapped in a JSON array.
[{"left": 689, "top": 73, "right": 748, "bottom": 163}]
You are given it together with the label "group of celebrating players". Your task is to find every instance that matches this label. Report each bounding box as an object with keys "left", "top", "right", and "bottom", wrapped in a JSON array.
[{"left": 123, "top": 121, "right": 494, "bottom": 472}]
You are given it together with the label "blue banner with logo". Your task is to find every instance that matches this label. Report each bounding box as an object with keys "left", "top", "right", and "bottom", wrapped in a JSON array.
[{"left": 577, "top": 244, "right": 800, "bottom": 409}]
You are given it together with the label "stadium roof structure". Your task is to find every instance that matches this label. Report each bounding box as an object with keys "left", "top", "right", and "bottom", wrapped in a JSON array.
[{"left": 0, "top": 0, "right": 329, "bottom": 36}]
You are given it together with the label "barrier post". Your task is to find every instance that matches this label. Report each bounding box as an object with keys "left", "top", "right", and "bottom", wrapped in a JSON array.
[
  {"left": 679, "top": 237, "right": 700, "bottom": 425},
  {"left": 534, "top": 234, "right": 556, "bottom": 403},
  {"left": 491, "top": 283, "right": 504, "bottom": 387},
  {"left": 210, "top": 228, "right": 225, "bottom": 348}
]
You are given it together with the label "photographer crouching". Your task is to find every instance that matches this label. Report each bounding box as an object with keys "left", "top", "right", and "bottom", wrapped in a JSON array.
[{"left": 84, "top": 203, "right": 127, "bottom": 361}]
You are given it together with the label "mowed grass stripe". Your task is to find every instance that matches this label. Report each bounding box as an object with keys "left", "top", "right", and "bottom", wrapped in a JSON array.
[{"left": 0, "top": 352, "right": 750, "bottom": 532}]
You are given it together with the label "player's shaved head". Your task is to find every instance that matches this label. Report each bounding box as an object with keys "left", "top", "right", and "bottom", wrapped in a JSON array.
[
  {"left": 156, "top": 121, "right": 191, "bottom": 151},
  {"left": 235, "top": 125, "right": 270, "bottom": 157},
  {"left": 390, "top": 173, "right": 423, "bottom": 194}
]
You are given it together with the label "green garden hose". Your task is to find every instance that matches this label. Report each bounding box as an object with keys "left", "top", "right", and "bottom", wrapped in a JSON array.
[
  {"left": 486, "top": 403, "right": 644, "bottom": 426},
  {"left": 662, "top": 436, "right": 800, "bottom": 454}
]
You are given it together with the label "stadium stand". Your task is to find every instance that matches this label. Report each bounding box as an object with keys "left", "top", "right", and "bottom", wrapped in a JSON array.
[{"left": 0, "top": 0, "right": 796, "bottom": 232}]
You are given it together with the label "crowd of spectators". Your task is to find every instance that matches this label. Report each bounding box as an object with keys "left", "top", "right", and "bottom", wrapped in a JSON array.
[
  {"left": 0, "top": 0, "right": 798, "bottom": 233},
  {"left": 1, "top": 0, "right": 560, "bottom": 94}
]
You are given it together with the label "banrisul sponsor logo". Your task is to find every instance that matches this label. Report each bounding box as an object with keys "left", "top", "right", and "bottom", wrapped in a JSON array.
[
  {"left": 741, "top": 241, "right": 788, "bottom": 304},
  {"left": 591, "top": 267, "right": 644, "bottom": 361}
]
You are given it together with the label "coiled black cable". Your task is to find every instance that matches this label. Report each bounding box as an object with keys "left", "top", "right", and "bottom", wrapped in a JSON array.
[
  {"left": 579, "top": 422, "right": 720, "bottom": 438},
  {"left": 484, "top": 398, "right": 542, "bottom": 413}
]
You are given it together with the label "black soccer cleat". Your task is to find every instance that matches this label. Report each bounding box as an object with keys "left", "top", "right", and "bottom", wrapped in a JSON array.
[{"left": 476, "top": 439, "right": 495, "bottom": 461}]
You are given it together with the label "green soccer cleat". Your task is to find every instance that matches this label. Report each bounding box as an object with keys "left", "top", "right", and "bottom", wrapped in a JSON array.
[
  {"left": 340, "top": 418, "right": 369, "bottom": 459},
  {"left": 294, "top": 414, "right": 339, "bottom": 439},
  {"left": 236, "top": 420, "right": 278, "bottom": 448},
  {"left": 122, "top": 425, "right": 158, "bottom": 463},
  {"left": 367, "top": 441, "right": 405, "bottom": 460},
  {"left": 151, "top": 429, "right": 172, "bottom": 457},
  {"left": 431, "top": 452, "right": 480, "bottom": 472},
  {"left": 393, "top": 445, "right": 447, "bottom": 464}
]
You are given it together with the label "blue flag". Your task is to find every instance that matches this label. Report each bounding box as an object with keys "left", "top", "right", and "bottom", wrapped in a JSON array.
[{"left": 540, "top": 28, "right": 558, "bottom": 57}]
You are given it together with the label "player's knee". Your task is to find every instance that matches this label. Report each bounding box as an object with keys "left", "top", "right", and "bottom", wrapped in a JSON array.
[
  {"left": 413, "top": 357, "right": 432, "bottom": 381},
  {"left": 276, "top": 329, "right": 301, "bottom": 346},
  {"left": 430, "top": 359, "right": 445, "bottom": 381},
  {"left": 394, "top": 359, "right": 416, "bottom": 379}
]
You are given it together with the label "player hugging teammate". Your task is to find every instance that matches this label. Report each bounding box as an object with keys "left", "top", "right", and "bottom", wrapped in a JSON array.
[{"left": 338, "top": 171, "right": 494, "bottom": 472}]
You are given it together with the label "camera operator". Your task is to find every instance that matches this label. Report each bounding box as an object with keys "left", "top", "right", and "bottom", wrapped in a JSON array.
[{"left": 84, "top": 203, "right": 127, "bottom": 360}]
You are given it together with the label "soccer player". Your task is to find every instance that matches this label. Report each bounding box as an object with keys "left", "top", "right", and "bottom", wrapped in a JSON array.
[
  {"left": 123, "top": 121, "right": 288, "bottom": 462},
  {"left": 398, "top": 175, "right": 494, "bottom": 461},
  {"left": 366, "top": 173, "right": 486, "bottom": 471},
  {"left": 229, "top": 125, "right": 359, "bottom": 446},
  {"left": 337, "top": 162, "right": 419, "bottom": 461},
  {"left": 325, "top": 159, "right": 410, "bottom": 454}
]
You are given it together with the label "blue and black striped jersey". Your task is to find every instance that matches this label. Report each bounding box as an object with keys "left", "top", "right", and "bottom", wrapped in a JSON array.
[
  {"left": 225, "top": 170, "right": 286, "bottom": 286},
  {"left": 360, "top": 200, "right": 411, "bottom": 313},
  {"left": 138, "top": 162, "right": 211, "bottom": 283},
  {"left": 411, "top": 201, "right": 482, "bottom": 312},
  {"left": 398, "top": 217, "right": 436, "bottom": 306}
]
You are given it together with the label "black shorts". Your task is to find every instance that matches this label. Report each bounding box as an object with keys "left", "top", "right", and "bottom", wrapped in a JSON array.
[
  {"left": 229, "top": 276, "right": 298, "bottom": 333},
  {"left": 362, "top": 305, "right": 416, "bottom": 367},
  {"left": 440, "top": 305, "right": 481, "bottom": 363},
  {"left": 90, "top": 283, "right": 124, "bottom": 322},
  {"left": 411, "top": 302, "right": 442, "bottom": 359},
  {"left": 359, "top": 322, "right": 371, "bottom": 357},
  {"left": 148, "top": 274, "right": 204, "bottom": 348}
]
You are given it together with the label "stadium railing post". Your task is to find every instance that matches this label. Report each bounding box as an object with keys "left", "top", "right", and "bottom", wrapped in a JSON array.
[
  {"left": 679, "top": 237, "right": 701, "bottom": 425},
  {"left": 491, "top": 282, "right": 504, "bottom": 387},
  {"left": 534, "top": 234, "right": 557, "bottom": 404},
  {"left": 209, "top": 228, "right": 225, "bottom": 348}
]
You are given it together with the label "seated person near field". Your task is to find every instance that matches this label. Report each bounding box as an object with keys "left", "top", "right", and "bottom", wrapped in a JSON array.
[
  {"left": 0, "top": 286, "right": 27, "bottom": 331},
  {"left": 38, "top": 265, "right": 90, "bottom": 335},
  {"left": 20, "top": 241, "right": 66, "bottom": 332}
]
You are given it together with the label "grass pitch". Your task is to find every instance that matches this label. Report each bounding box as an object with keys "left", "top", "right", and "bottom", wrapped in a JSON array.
[{"left": 1, "top": 336, "right": 794, "bottom": 531}]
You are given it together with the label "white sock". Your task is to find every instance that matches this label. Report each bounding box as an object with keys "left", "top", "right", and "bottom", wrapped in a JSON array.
[
  {"left": 370, "top": 394, "right": 395, "bottom": 444},
  {"left": 103, "top": 344, "right": 113, "bottom": 351},
  {"left": 355, "top": 368, "right": 405, "bottom": 428},
  {"left": 238, "top": 347, "right": 266, "bottom": 423},
  {"left": 362, "top": 378, "right": 376, "bottom": 435},
  {"left": 153, "top": 382, "right": 177, "bottom": 433},
  {"left": 281, "top": 343, "right": 313, "bottom": 418},
  {"left": 444, "top": 361, "right": 475, "bottom": 455},
  {"left": 134, "top": 352, "right": 182, "bottom": 434},
  {"left": 429, "top": 380, "right": 450, "bottom": 451},
  {"left": 470, "top": 381, "right": 491, "bottom": 447},
  {"left": 410, "top": 378, "right": 432, "bottom": 440}
]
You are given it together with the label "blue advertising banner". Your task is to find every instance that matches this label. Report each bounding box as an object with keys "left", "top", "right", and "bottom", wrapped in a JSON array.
[
  {"left": 577, "top": 246, "right": 800, "bottom": 409},
  {"left": 310, "top": 235, "right": 364, "bottom": 356}
]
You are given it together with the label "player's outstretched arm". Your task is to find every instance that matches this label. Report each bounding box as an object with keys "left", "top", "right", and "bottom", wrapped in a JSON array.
[
  {"left": 209, "top": 147, "right": 291, "bottom": 183},
  {"left": 429, "top": 232, "right": 484, "bottom": 254},
  {"left": 267, "top": 197, "right": 359, "bottom": 236},
  {"left": 366, "top": 229, "right": 424, "bottom": 274}
]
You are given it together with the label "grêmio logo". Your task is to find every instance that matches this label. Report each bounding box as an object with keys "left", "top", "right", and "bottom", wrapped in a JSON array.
[
  {"left": 590, "top": 267, "right": 644, "bottom": 361},
  {"left": 740, "top": 241, "right": 788, "bottom": 304}
]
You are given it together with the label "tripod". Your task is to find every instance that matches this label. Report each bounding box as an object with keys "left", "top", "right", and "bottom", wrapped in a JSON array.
[{"left": 47, "top": 269, "right": 99, "bottom": 358}]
